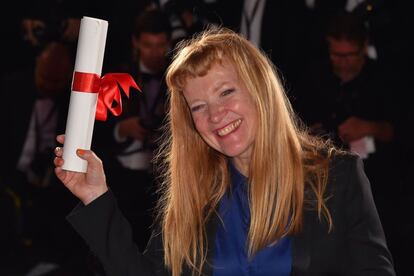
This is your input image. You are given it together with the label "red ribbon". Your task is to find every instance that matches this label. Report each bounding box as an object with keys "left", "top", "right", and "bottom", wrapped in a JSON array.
[{"left": 72, "top": 71, "right": 140, "bottom": 121}]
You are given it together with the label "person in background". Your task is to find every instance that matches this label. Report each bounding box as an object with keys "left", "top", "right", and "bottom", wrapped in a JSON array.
[
  {"left": 204, "top": 0, "right": 311, "bottom": 92},
  {"left": 0, "top": 41, "right": 92, "bottom": 275},
  {"left": 162, "top": 0, "right": 208, "bottom": 47},
  {"left": 54, "top": 27, "right": 395, "bottom": 275},
  {"left": 1, "top": 41, "right": 74, "bottom": 205},
  {"left": 292, "top": 11, "right": 404, "bottom": 271},
  {"left": 93, "top": 6, "right": 172, "bottom": 251}
]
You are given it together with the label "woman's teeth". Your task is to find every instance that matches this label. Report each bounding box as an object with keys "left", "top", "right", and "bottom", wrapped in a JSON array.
[{"left": 217, "top": 119, "right": 242, "bottom": 136}]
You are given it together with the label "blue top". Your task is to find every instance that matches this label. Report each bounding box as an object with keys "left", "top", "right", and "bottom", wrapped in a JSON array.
[{"left": 213, "top": 163, "right": 292, "bottom": 276}]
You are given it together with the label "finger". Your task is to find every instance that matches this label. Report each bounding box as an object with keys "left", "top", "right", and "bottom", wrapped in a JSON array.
[
  {"left": 54, "top": 157, "right": 64, "bottom": 167},
  {"left": 56, "top": 134, "right": 65, "bottom": 144},
  {"left": 54, "top": 146, "right": 63, "bottom": 157}
]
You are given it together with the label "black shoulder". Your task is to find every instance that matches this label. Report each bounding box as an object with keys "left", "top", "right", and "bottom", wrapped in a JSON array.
[
  {"left": 325, "top": 151, "right": 368, "bottom": 197},
  {"left": 328, "top": 151, "right": 360, "bottom": 179},
  {"left": 327, "top": 151, "right": 376, "bottom": 210}
]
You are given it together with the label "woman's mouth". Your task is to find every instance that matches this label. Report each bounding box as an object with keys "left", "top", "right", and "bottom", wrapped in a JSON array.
[{"left": 217, "top": 119, "right": 242, "bottom": 137}]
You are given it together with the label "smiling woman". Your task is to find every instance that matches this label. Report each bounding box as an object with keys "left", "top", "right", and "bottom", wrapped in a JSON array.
[
  {"left": 53, "top": 26, "right": 396, "bottom": 276},
  {"left": 182, "top": 61, "right": 258, "bottom": 174}
]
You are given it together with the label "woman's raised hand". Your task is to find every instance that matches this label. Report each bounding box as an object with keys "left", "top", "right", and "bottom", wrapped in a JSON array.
[{"left": 54, "top": 134, "right": 108, "bottom": 205}]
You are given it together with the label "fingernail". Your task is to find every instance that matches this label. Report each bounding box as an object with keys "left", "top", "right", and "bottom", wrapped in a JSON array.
[
  {"left": 76, "top": 149, "right": 85, "bottom": 156},
  {"left": 54, "top": 147, "right": 61, "bottom": 154}
]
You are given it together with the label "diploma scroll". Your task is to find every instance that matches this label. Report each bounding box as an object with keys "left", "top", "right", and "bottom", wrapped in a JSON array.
[{"left": 62, "top": 16, "right": 108, "bottom": 172}]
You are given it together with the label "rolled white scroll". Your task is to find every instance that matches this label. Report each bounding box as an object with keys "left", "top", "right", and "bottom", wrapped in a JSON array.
[{"left": 62, "top": 16, "right": 108, "bottom": 172}]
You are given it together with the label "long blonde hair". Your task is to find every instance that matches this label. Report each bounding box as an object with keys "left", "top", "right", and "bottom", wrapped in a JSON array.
[{"left": 156, "top": 26, "right": 334, "bottom": 276}]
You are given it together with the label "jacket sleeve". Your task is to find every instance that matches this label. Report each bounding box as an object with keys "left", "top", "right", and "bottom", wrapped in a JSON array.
[
  {"left": 67, "top": 190, "right": 170, "bottom": 276},
  {"left": 344, "top": 156, "right": 396, "bottom": 275}
]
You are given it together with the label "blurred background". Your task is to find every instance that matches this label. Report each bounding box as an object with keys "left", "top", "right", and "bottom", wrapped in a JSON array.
[{"left": 0, "top": 0, "right": 412, "bottom": 275}]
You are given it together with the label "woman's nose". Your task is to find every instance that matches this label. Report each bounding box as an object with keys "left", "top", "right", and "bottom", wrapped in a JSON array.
[{"left": 208, "top": 103, "right": 225, "bottom": 123}]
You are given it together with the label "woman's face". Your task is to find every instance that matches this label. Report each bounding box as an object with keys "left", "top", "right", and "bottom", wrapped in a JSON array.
[{"left": 183, "top": 61, "right": 258, "bottom": 174}]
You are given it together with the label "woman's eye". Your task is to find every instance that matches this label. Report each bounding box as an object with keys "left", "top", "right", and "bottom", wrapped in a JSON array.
[
  {"left": 191, "top": 104, "right": 204, "bottom": 112},
  {"left": 221, "top": 88, "right": 235, "bottom": 96}
]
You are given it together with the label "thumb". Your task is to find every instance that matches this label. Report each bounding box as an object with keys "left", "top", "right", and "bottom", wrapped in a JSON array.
[{"left": 76, "top": 149, "right": 102, "bottom": 170}]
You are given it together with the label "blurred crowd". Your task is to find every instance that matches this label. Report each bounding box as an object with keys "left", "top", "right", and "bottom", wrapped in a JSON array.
[{"left": 0, "top": 0, "right": 412, "bottom": 275}]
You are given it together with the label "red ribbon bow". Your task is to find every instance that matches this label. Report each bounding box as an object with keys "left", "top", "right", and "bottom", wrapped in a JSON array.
[{"left": 72, "top": 71, "right": 140, "bottom": 121}]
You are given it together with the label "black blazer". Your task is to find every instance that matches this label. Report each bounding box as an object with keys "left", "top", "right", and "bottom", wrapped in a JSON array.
[{"left": 67, "top": 153, "right": 395, "bottom": 275}]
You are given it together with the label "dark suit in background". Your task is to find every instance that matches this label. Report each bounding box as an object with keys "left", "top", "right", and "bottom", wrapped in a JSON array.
[{"left": 206, "top": 0, "right": 311, "bottom": 91}]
